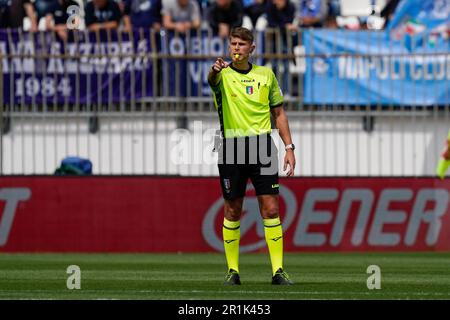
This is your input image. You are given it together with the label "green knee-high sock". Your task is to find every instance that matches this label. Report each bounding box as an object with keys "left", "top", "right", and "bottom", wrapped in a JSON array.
[
  {"left": 223, "top": 218, "right": 240, "bottom": 272},
  {"left": 264, "top": 217, "right": 284, "bottom": 275}
]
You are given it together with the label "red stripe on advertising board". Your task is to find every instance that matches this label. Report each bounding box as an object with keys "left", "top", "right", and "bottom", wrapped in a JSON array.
[{"left": 0, "top": 177, "right": 449, "bottom": 252}]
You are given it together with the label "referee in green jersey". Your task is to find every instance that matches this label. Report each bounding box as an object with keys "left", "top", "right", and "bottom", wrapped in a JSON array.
[{"left": 208, "top": 27, "right": 296, "bottom": 285}]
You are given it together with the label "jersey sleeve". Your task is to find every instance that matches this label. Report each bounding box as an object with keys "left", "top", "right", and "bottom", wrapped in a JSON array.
[
  {"left": 268, "top": 70, "right": 284, "bottom": 108},
  {"left": 208, "top": 71, "right": 222, "bottom": 89}
]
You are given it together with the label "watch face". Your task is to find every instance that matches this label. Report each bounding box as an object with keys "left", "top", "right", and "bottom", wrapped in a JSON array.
[{"left": 287, "top": 144, "right": 295, "bottom": 150}]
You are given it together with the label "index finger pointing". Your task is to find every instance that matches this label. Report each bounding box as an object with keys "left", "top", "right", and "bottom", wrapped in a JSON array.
[{"left": 217, "top": 57, "right": 229, "bottom": 68}]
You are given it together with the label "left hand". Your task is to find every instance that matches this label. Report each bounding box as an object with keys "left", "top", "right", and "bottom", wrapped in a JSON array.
[
  {"left": 56, "top": 29, "right": 68, "bottom": 41},
  {"left": 283, "top": 150, "right": 296, "bottom": 177},
  {"left": 29, "top": 22, "right": 38, "bottom": 33}
]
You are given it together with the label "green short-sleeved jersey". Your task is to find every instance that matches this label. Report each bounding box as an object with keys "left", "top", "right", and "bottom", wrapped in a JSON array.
[{"left": 209, "top": 63, "right": 284, "bottom": 138}]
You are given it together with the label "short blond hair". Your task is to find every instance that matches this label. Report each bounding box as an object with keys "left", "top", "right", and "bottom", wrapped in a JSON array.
[{"left": 229, "top": 27, "right": 254, "bottom": 44}]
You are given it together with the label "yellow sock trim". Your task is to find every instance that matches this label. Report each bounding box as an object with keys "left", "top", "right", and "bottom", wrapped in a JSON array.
[
  {"left": 223, "top": 218, "right": 240, "bottom": 273},
  {"left": 223, "top": 219, "right": 240, "bottom": 230},
  {"left": 264, "top": 217, "right": 283, "bottom": 275},
  {"left": 264, "top": 217, "right": 282, "bottom": 227}
]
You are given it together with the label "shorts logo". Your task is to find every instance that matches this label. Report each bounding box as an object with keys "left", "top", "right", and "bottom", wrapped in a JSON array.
[
  {"left": 223, "top": 179, "right": 231, "bottom": 193},
  {"left": 272, "top": 184, "right": 279, "bottom": 189},
  {"left": 246, "top": 86, "right": 253, "bottom": 95}
]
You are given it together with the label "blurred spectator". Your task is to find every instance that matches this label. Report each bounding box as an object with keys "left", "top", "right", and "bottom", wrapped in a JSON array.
[
  {"left": 0, "top": 0, "right": 38, "bottom": 31},
  {"left": 122, "top": 0, "right": 162, "bottom": 32},
  {"left": 327, "top": 0, "right": 339, "bottom": 16},
  {"left": 266, "top": 0, "right": 296, "bottom": 31},
  {"left": 84, "top": 0, "right": 122, "bottom": 31},
  {"left": 380, "top": 0, "right": 400, "bottom": 26},
  {"left": 45, "top": 0, "right": 80, "bottom": 40},
  {"left": 34, "top": 0, "right": 55, "bottom": 20},
  {"left": 325, "top": 0, "right": 339, "bottom": 28},
  {"left": 242, "top": 0, "right": 266, "bottom": 30},
  {"left": 197, "top": 0, "right": 209, "bottom": 18},
  {"left": 162, "top": 0, "right": 201, "bottom": 33},
  {"left": 266, "top": 0, "right": 297, "bottom": 93},
  {"left": 207, "top": 0, "right": 243, "bottom": 38},
  {"left": 298, "top": 0, "right": 328, "bottom": 28}
]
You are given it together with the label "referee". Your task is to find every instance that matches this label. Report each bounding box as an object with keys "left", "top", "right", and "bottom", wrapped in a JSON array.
[{"left": 208, "top": 27, "right": 296, "bottom": 285}]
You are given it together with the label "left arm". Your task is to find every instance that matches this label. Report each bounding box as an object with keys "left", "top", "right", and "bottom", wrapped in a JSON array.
[
  {"left": 190, "top": 1, "right": 201, "bottom": 29},
  {"left": 24, "top": 2, "right": 38, "bottom": 32},
  {"left": 271, "top": 106, "right": 296, "bottom": 176}
]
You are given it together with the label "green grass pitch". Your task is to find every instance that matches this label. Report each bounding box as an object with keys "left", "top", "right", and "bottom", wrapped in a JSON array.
[{"left": 0, "top": 252, "right": 449, "bottom": 300}]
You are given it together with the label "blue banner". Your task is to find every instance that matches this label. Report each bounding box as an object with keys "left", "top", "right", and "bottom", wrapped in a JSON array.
[
  {"left": 303, "top": 29, "right": 449, "bottom": 106},
  {"left": 387, "top": 0, "right": 449, "bottom": 33},
  {"left": 388, "top": 0, "right": 450, "bottom": 51},
  {"left": 0, "top": 29, "right": 153, "bottom": 105}
]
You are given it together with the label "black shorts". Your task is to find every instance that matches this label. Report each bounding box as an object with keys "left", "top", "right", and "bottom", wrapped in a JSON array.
[{"left": 217, "top": 134, "right": 279, "bottom": 200}]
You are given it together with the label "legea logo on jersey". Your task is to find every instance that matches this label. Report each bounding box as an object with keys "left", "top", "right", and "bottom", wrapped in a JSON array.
[
  {"left": 246, "top": 86, "right": 253, "bottom": 95},
  {"left": 202, "top": 184, "right": 297, "bottom": 252}
]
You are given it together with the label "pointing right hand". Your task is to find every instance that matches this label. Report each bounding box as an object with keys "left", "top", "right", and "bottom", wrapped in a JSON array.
[{"left": 212, "top": 57, "right": 230, "bottom": 73}]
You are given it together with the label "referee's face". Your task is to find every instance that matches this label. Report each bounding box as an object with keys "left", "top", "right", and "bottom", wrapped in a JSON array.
[{"left": 228, "top": 37, "right": 255, "bottom": 62}]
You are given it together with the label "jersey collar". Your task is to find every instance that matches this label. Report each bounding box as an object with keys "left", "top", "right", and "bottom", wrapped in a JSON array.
[{"left": 230, "top": 63, "right": 253, "bottom": 74}]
